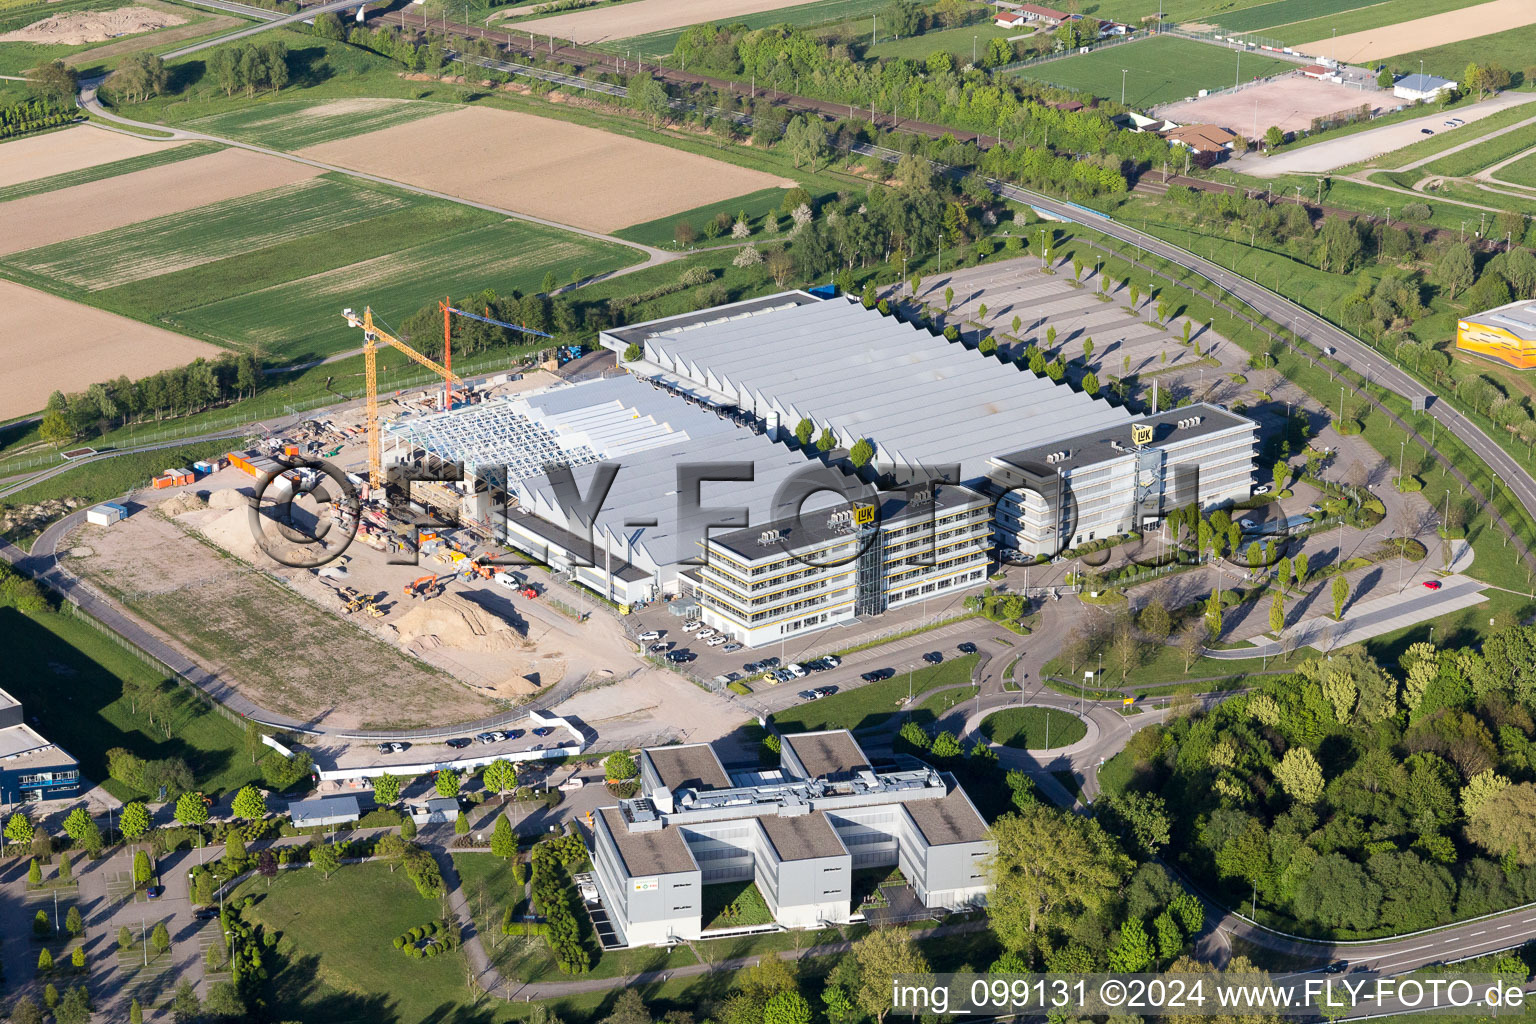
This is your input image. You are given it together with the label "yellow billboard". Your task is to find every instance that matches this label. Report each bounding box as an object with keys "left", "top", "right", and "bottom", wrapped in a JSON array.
[{"left": 1457, "top": 319, "right": 1536, "bottom": 369}]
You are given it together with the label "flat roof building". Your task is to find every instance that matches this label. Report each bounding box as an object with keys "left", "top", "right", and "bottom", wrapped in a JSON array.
[
  {"left": 588, "top": 731, "right": 992, "bottom": 947},
  {"left": 1457, "top": 299, "right": 1536, "bottom": 368},
  {"left": 0, "top": 686, "right": 81, "bottom": 805},
  {"left": 288, "top": 795, "right": 361, "bottom": 829}
]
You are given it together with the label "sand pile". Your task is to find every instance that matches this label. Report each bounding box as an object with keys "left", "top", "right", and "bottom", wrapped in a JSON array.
[
  {"left": 158, "top": 491, "right": 207, "bottom": 517},
  {"left": 0, "top": 6, "right": 186, "bottom": 45},
  {"left": 394, "top": 593, "right": 527, "bottom": 653},
  {"left": 197, "top": 502, "right": 327, "bottom": 564},
  {"left": 208, "top": 487, "right": 253, "bottom": 510}
]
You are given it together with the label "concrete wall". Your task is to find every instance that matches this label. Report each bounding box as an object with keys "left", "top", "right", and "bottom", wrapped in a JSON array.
[
  {"left": 914, "top": 840, "right": 992, "bottom": 910},
  {"left": 591, "top": 815, "right": 703, "bottom": 946},
  {"left": 772, "top": 854, "right": 852, "bottom": 928}
]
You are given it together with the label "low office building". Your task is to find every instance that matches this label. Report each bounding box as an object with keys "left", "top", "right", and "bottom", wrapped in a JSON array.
[
  {"left": 287, "top": 795, "right": 361, "bottom": 829},
  {"left": 588, "top": 731, "right": 992, "bottom": 947},
  {"left": 0, "top": 686, "right": 81, "bottom": 804},
  {"left": 1457, "top": 300, "right": 1536, "bottom": 368},
  {"left": 1393, "top": 73, "right": 1456, "bottom": 102}
]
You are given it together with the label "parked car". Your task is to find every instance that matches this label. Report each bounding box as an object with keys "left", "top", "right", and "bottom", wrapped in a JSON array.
[
  {"left": 476, "top": 732, "right": 496, "bottom": 744},
  {"left": 1239, "top": 519, "right": 1258, "bottom": 530},
  {"left": 814, "top": 686, "right": 837, "bottom": 698},
  {"left": 923, "top": 651, "right": 943, "bottom": 664},
  {"left": 1253, "top": 483, "right": 1272, "bottom": 494},
  {"left": 1423, "top": 579, "right": 1443, "bottom": 590},
  {"left": 667, "top": 650, "right": 696, "bottom": 663},
  {"left": 798, "top": 690, "right": 818, "bottom": 701},
  {"left": 957, "top": 642, "right": 978, "bottom": 654},
  {"left": 376, "top": 742, "right": 392, "bottom": 753},
  {"left": 493, "top": 570, "right": 527, "bottom": 589},
  {"left": 761, "top": 656, "right": 781, "bottom": 668},
  {"left": 389, "top": 742, "right": 408, "bottom": 753},
  {"left": 533, "top": 727, "right": 554, "bottom": 737},
  {"left": 194, "top": 907, "right": 220, "bottom": 920},
  {"left": 744, "top": 661, "right": 762, "bottom": 673},
  {"left": 706, "top": 635, "right": 727, "bottom": 646},
  {"left": 861, "top": 668, "right": 893, "bottom": 682},
  {"left": 146, "top": 885, "right": 164, "bottom": 899},
  {"left": 787, "top": 663, "right": 808, "bottom": 678},
  {"left": 697, "top": 629, "right": 717, "bottom": 640},
  {"left": 638, "top": 630, "right": 662, "bottom": 642},
  {"left": 682, "top": 620, "right": 703, "bottom": 632},
  {"left": 651, "top": 641, "right": 673, "bottom": 653},
  {"left": 723, "top": 643, "right": 743, "bottom": 653},
  {"left": 1420, "top": 127, "right": 1434, "bottom": 134},
  {"left": 1308, "top": 503, "right": 1324, "bottom": 513},
  {"left": 445, "top": 737, "right": 472, "bottom": 749}
]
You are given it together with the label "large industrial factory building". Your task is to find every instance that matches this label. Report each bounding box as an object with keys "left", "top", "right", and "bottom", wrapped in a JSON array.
[{"left": 389, "top": 291, "right": 1257, "bottom": 647}]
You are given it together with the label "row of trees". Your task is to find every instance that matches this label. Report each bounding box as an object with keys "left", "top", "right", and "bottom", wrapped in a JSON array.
[
  {"left": 207, "top": 40, "right": 291, "bottom": 98},
  {"left": 40, "top": 351, "right": 262, "bottom": 444},
  {"left": 104, "top": 52, "right": 168, "bottom": 104}
]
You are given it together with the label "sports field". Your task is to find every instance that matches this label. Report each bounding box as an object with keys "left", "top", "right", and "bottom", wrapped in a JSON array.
[
  {"left": 1155, "top": 74, "right": 1379, "bottom": 137},
  {"left": 1293, "top": 0, "right": 1536, "bottom": 64},
  {"left": 613, "top": 0, "right": 888, "bottom": 54},
  {"left": 296, "top": 105, "right": 796, "bottom": 233},
  {"left": 1012, "top": 36, "right": 1293, "bottom": 109},
  {"left": 179, "top": 96, "right": 448, "bottom": 151}
]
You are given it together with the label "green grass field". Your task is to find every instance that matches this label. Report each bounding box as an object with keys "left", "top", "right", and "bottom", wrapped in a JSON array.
[
  {"left": 770, "top": 654, "right": 978, "bottom": 733},
  {"left": 866, "top": 20, "right": 1023, "bottom": 62},
  {"left": 0, "top": 605, "right": 266, "bottom": 800},
  {"left": 979, "top": 707, "right": 1087, "bottom": 749},
  {"left": 1333, "top": 99, "right": 1536, "bottom": 172},
  {"left": 1491, "top": 150, "right": 1536, "bottom": 188},
  {"left": 166, "top": 218, "right": 641, "bottom": 361},
  {"left": 178, "top": 97, "right": 448, "bottom": 151},
  {"left": 0, "top": 140, "right": 221, "bottom": 205},
  {"left": 1421, "top": 122, "right": 1536, "bottom": 178},
  {"left": 1012, "top": 36, "right": 1293, "bottom": 108},
  {"left": 1214, "top": 0, "right": 1390, "bottom": 33},
  {"left": 612, "top": 0, "right": 891, "bottom": 54},
  {"left": 614, "top": 186, "right": 792, "bottom": 247},
  {"left": 1380, "top": 25, "right": 1536, "bottom": 80},
  {"left": 3, "top": 440, "right": 238, "bottom": 511}
]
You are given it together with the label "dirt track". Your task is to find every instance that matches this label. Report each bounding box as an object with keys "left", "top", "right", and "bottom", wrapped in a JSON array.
[
  {"left": 295, "top": 105, "right": 792, "bottom": 232},
  {"left": 1292, "top": 0, "right": 1536, "bottom": 62},
  {"left": 0, "top": 280, "right": 219, "bottom": 419}
]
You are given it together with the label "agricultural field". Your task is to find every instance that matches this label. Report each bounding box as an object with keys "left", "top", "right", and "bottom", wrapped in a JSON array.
[
  {"left": 1293, "top": 0, "right": 1536, "bottom": 66},
  {"left": 178, "top": 96, "right": 448, "bottom": 151},
  {"left": 0, "top": 125, "right": 197, "bottom": 190},
  {"left": 505, "top": 0, "right": 841, "bottom": 44},
  {"left": 1212, "top": 0, "right": 1394, "bottom": 33},
  {"left": 0, "top": 0, "right": 241, "bottom": 76},
  {"left": 0, "top": 280, "right": 219, "bottom": 419},
  {"left": 866, "top": 20, "right": 1027, "bottom": 61},
  {"left": 0, "top": 146, "right": 323, "bottom": 256},
  {"left": 166, "top": 216, "right": 640, "bottom": 360},
  {"left": 614, "top": 185, "right": 791, "bottom": 247},
  {"left": 295, "top": 105, "right": 796, "bottom": 233},
  {"left": 1013, "top": 36, "right": 1293, "bottom": 109},
  {"left": 1255, "top": 0, "right": 1480, "bottom": 47},
  {"left": 612, "top": 0, "right": 889, "bottom": 54}
]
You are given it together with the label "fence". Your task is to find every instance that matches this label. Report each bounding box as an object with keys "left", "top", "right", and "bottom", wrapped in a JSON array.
[{"left": 993, "top": 31, "right": 1142, "bottom": 75}]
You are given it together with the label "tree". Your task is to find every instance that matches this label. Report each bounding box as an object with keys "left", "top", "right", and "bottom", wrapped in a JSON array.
[
  {"left": 38, "top": 948, "right": 54, "bottom": 972},
  {"left": 930, "top": 731, "right": 963, "bottom": 760},
  {"left": 849, "top": 438, "right": 875, "bottom": 467},
  {"left": 232, "top": 784, "right": 266, "bottom": 821},
  {"left": 764, "top": 991, "right": 813, "bottom": 1024},
  {"left": 65, "top": 904, "right": 83, "bottom": 938},
  {"left": 119, "top": 801, "right": 150, "bottom": 841},
  {"left": 373, "top": 772, "right": 402, "bottom": 805},
  {"left": 1463, "top": 769, "right": 1512, "bottom": 817},
  {"left": 151, "top": 920, "right": 171, "bottom": 954},
  {"left": 435, "top": 769, "right": 462, "bottom": 798},
  {"left": 816, "top": 427, "right": 837, "bottom": 452},
  {"left": 1376, "top": 67, "right": 1394, "bottom": 88},
  {"left": 1108, "top": 918, "right": 1154, "bottom": 971},
  {"left": 484, "top": 760, "right": 517, "bottom": 797},
  {"left": 29, "top": 59, "right": 78, "bottom": 104},
  {"left": 1269, "top": 591, "right": 1285, "bottom": 636},
  {"left": 783, "top": 114, "right": 828, "bottom": 170},
  {"left": 311, "top": 842, "right": 341, "bottom": 879},
  {"left": 627, "top": 71, "right": 671, "bottom": 129},
  {"left": 10, "top": 997, "right": 43, "bottom": 1024},
  {"left": 1436, "top": 242, "right": 1476, "bottom": 300},
  {"left": 853, "top": 927, "right": 930, "bottom": 1024},
  {"left": 1081, "top": 370, "right": 1100, "bottom": 396},
  {"left": 600, "top": 750, "right": 638, "bottom": 783},
  {"left": 70, "top": 945, "right": 85, "bottom": 971},
  {"left": 1331, "top": 574, "right": 1350, "bottom": 620},
  {"left": 1179, "top": 621, "right": 1206, "bottom": 671},
  {"left": 133, "top": 849, "right": 153, "bottom": 886},
  {"left": 1274, "top": 747, "right": 1325, "bottom": 804},
  {"left": 1294, "top": 551, "right": 1309, "bottom": 584},
  {"left": 203, "top": 980, "right": 245, "bottom": 1019},
  {"left": 1204, "top": 587, "right": 1223, "bottom": 639},
  {"left": 455, "top": 810, "right": 470, "bottom": 835},
  {"left": 175, "top": 792, "right": 209, "bottom": 827},
  {"left": 1140, "top": 598, "right": 1171, "bottom": 640},
  {"left": 1099, "top": 791, "right": 1170, "bottom": 858},
  {"left": 62, "top": 807, "right": 98, "bottom": 849},
  {"left": 170, "top": 980, "right": 200, "bottom": 1024},
  {"left": 28, "top": 858, "right": 42, "bottom": 885},
  {"left": 490, "top": 813, "right": 516, "bottom": 858},
  {"left": 1264, "top": 124, "right": 1285, "bottom": 150},
  {"left": 6, "top": 809, "right": 35, "bottom": 849},
  {"left": 986, "top": 803, "right": 1131, "bottom": 949}
]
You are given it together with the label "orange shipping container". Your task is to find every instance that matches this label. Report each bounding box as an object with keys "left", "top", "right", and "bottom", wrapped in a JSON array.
[{"left": 152, "top": 475, "right": 175, "bottom": 489}]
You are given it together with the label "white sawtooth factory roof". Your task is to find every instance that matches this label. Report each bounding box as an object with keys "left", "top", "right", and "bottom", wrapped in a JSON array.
[{"left": 612, "top": 293, "right": 1132, "bottom": 480}]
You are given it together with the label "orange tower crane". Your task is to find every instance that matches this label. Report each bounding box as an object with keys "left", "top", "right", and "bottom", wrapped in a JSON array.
[{"left": 342, "top": 306, "right": 465, "bottom": 490}]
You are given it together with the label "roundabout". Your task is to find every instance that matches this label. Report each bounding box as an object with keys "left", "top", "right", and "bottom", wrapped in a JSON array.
[{"left": 979, "top": 706, "right": 1088, "bottom": 751}]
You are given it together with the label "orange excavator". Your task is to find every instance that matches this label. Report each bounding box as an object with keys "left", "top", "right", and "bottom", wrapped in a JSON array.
[{"left": 403, "top": 574, "right": 440, "bottom": 600}]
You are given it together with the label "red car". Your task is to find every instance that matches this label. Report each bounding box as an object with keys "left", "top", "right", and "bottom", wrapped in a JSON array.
[{"left": 1423, "top": 580, "right": 1442, "bottom": 590}]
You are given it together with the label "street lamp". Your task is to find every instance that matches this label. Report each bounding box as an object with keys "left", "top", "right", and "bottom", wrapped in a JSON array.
[{"left": 1121, "top": 68, "right": 1129, "bottom": 105}]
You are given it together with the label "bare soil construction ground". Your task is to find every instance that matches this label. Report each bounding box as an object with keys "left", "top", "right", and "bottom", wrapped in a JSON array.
[
  {"left": 0, "top": 147, "right": 321, "bottom": 255},
  {"left": 67, "top": 477, "right": 502, "bottom": 730},
  {"left": 63, "top": 11, "right": 238, "bottom": 62},
  {"left": 0, "top": 279, "right": 218, "bottom": 419},
  {"left": 294, "top": 105, "right": 794, "bottom": 232},
  {"left": 1156, "top": 74, "right": 1385, "bottom": 138},
  {"left": 510, "top": 0, "right": 821, "bottom": 44},
  {"left": 0, "top": 4, "right": 184, "bottom": 44},
  {"left": 1292, "top": 0, "right": 1536, "bottom": 62},
  {"left": 0, "top": 125, "right": 184, "bottom": 189}
]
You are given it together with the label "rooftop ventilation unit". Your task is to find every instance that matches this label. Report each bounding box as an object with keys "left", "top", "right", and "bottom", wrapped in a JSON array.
[
  {"left": 757, "top": 529, "right": 785, "bottom": 546},
  {"left": 1045, "top": 451, "right": 1069, "bottom": 464}
]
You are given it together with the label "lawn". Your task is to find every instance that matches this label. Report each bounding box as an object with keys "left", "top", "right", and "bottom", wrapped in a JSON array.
[
  {"left": 614, "top": 186, "right": 796, "bottom": 248},
  {"left": 165, "top": 217, "right": 643, "bottom": 361},
  {"left": 612, "top": 0, "right": 892, "bottom": 54},
  {"left": 770, "top": 654, "right": 978, "bottom": 733},
  {"left": 1420, "top": 122, "right": 1536, "bottom": 178},
  {"left": 2, "top": 440, "right": 238, "bottom": 513},
  {"left": 866, "top": 20, "right": 1026, "bottom": 62},
  {"left": 0, "top": 141, "right": 222, "bottom": 205},
  {"left": 1331, "top": 98, "right": 1536, "bottom": 172},
  {"left": 0, "top": 605, "right": 265, "bottom": 800},
  {"left": 178, "top": 97, "right": 448, "bottom": 151},
  {"left": 1490, "top": 149, "right": 1536, "bottom": 187},
  {"left": 1012, "top": 36, "right": 1294, "bottom": 109},
  {"left": 240, "top": 862, "right": 508, "bottom": 1024},
  {"left": 979, "top": 707, "right": 1087, "bottom": 749},
  {"left": 701, "top": 880, "right": 773, "bottom": 930},
  {"left": 1378, "top": 25, "right": 1536, "bottom": 80}
]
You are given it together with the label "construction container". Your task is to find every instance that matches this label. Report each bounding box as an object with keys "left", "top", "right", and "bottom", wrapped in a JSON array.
[
  {"left": 164, "top": 468, "right": 195, "bottom": 486},
  {"left": 283, "top": 444, "right": 300, "bottom": 457},
  {"left": 192, "top": 457, "right": 227, "bottom": 475},
  {"left": 86, "top": 502, "right": 127, "bottom": 526},
  {"left": 152, "top": 475, "right": 175, "bottom": 489}
]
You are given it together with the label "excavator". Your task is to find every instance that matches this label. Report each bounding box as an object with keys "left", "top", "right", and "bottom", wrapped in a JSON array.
[{"left": 404, "top": 574, "right": 453, "bottom": 600}]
